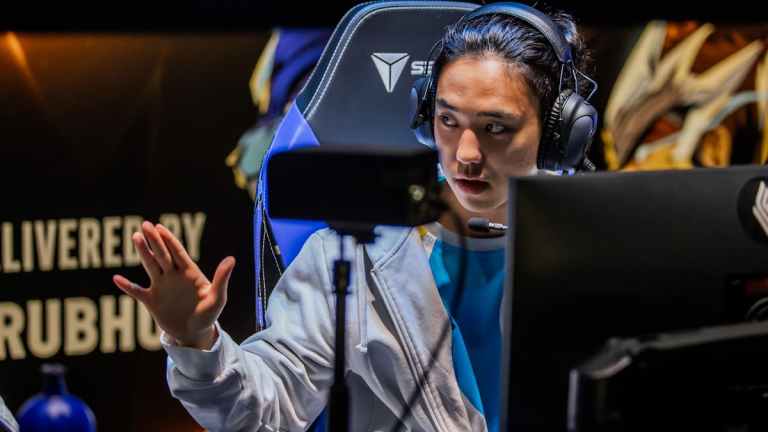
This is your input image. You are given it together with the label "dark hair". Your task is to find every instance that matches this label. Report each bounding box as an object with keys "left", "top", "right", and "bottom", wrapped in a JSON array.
[{"left": 434, "top": 7, "right": 593, "bottom": 125}]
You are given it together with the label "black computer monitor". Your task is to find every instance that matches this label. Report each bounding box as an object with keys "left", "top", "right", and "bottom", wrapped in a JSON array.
[{"left": 500, "top": 165, "right": 768, "bottom": 430}]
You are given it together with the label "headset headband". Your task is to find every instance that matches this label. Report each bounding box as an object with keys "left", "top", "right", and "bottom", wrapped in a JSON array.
[{"left": 463, "top": 3, "right": 572, "bottom": 64}]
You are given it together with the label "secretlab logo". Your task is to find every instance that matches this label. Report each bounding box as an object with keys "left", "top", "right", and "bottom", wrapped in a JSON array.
[
  {"left": 410, "top": 60, "right": 434, "bottom": 76},
  {"left": 737, "top": 178, "right": 768, "bottom": 243},
  {"left": 371, "top": 53, "right": 434, "bottom": 93},
  {"left": 371, "top": 53, "right": 410, "bottom": 93}
]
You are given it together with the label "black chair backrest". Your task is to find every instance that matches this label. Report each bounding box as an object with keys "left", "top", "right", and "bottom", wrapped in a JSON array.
[
  {"left": 295, "top": 0, "right": 479, "bottom": 147},
  {"left": 255, "top": 1, "right": 480, "bottom": 336}
]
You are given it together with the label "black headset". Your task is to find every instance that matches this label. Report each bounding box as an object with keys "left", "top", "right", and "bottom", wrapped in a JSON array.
[{"left": 409, "top": 2, "right": 598, "bottom": 173}]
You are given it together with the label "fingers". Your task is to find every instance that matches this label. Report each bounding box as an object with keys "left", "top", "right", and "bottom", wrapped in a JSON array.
[
  {"left": 132, "top": 232, "right": 162, "bottom": 279},
  {"left": 141, "top": 221, "right": 174, "bottom": 273},
  {"left": 210, "top": 257, "right": 236, "bottom": 304},
  {"left": 156, "top": 224, "right": 193, "bottom": 270},
  {"left": 112, "top": 274, "right": 151, "bottom": 304}
]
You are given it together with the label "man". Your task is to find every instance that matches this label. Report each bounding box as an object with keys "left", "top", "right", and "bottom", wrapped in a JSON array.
[{"left": 113, "top": 3, "right": 595, "bottom": 430}]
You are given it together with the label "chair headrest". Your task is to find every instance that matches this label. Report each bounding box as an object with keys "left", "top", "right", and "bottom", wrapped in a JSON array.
[
  {"left": 295, "top": 0, "right": 479, "bottom": 147},
  {"left": 258, "top": 1, "right": 480, "bottom": 281}
]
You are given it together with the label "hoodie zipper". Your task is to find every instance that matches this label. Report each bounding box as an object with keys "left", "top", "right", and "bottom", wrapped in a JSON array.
[{"left": 366, "top": 250, "right": 451, "bottom": 432}]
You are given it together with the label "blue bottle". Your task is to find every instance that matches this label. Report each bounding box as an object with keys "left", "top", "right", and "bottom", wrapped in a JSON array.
[{"left": 16, "top": 364, "right": 96, "bottom": 432}]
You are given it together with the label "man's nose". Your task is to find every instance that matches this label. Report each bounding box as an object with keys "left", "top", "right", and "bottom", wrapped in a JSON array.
[{"left": 456, "top": 128, "right": 482, "bottom": 165}]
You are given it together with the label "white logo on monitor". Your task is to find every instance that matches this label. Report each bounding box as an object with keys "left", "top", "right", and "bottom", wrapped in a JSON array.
[
  {"left": 752, "top": 181, "right": 768, "bottom": 236},
  {"left": 371, "top": 53, "right": 410, "bottom": 93}
]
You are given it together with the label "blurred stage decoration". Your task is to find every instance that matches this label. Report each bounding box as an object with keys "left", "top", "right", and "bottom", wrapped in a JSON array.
[
  {"left": 226, "top": 28, "right": 331, "bottom": 200},
  {"left": 602, "top": 21, "right": 768, "bottom": 170}
]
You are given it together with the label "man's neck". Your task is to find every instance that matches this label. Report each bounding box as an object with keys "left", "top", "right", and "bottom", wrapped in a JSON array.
[{"left": 437, "top": 185, "right": 507, "bottom": 238}]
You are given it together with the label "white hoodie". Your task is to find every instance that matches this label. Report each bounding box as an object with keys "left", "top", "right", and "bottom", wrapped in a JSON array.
[
  {"left": 162, "top": 226, "right": 492, "bottom": 431},
  {"left": 0, "top": 395, "right": 18, "bottom": 432}
]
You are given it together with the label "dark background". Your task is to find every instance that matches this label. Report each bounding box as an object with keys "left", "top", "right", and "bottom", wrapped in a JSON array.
[
  {"left": 1, "top": 0, "right": 764, "bottom": 30},
  {"left": 0, "top": 32, "right": 267, "bottom": 431},
  {"left": 0, "top": 1, "right": 764, "bottom": 431}
]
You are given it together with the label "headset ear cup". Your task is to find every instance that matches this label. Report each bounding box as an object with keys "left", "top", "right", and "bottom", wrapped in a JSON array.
[
  {"left": 410, "top": 76, "right": 436, "bottom": 148},
  {"left": 416, "top": 118, "right": 435, "bottom": 149},
  {"left": 560, "top": 93, "right": 598, "bottom": 170},
  {"left": 409, "top": 77, "right": 427, "bottom": 127},
  {"left": 539, "top": 90, "right": 572, "bottom": 170}
]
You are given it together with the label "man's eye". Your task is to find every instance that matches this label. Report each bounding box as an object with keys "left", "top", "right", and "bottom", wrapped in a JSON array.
[
  {"left": 440, "top": 115, "right": 457, "bottom": 127},
  {"left": 486, "top": 123, "right": 506, "bottom": 134}
]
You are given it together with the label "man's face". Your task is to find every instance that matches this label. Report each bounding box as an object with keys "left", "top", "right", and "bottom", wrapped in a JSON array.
[{"left": 434, "top": 55, "right": 541, "bottom": 214}]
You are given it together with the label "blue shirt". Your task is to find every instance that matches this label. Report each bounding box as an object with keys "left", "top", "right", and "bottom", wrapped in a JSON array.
[{"left": 419, "top": 223, "right": 506, "bottom": 432}]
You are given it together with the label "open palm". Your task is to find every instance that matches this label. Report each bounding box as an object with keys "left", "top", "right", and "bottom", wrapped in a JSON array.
[{"left": 113, "top": 221, "right": 235, "bottom": 349}]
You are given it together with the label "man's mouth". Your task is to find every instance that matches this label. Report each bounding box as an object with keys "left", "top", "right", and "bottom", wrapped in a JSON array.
[{"left": 454, "top": 178, "right": 490, "bottom": 195}]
